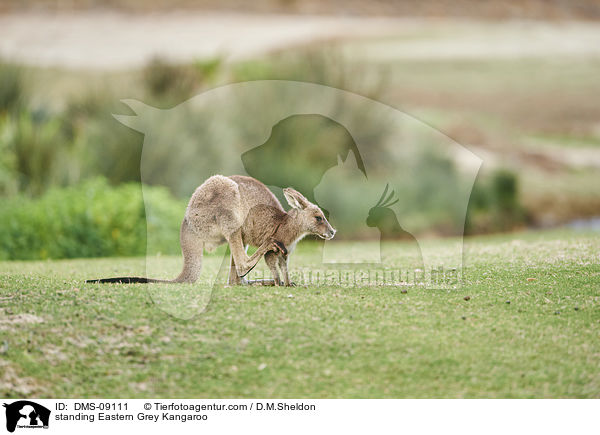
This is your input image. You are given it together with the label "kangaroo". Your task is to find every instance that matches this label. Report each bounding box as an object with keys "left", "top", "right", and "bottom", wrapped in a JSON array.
[{"left": 87, "top": 175, "right": 335, "bottom": 286}]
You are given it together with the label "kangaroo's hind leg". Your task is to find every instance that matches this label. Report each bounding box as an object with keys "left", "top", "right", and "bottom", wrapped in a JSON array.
[
  {"left": 264, "top": 251, "right": 281, "bottom": 286},
  {"left": 227, "top": 229, "right": 283, "bottom": 278},
  {"left": 228, "top": 253, "right": 242, "bottom": 286},
  {"left": 278, "top": 254, "right": 294, "bottom": 286},
  {"left": 227, "top": 246, "right": 250, "bottom": 286}
]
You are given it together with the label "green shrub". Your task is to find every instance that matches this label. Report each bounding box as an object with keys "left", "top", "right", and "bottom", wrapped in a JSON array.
[
  {"left": 0, "top": 62, "right": 24, "bottom": 113},
  {"left": 2, "top": 110, "right": 74, "bottom": 196},
  {"left": 466, "top": 169, "right": 526, "bottom": 234},
  {"left": 142, "top": 57, "right": 221, "bottom": 107},
  {"left": 142, "top": 184, "right": 187, "bottom": 256},
  {"left": 0, "top": 179, "right": 186, "bottom": 260}
]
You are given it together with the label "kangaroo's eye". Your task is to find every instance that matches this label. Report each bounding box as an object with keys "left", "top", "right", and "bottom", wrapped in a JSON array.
[{"left": 315, "top": 216, "right": 323, "bottom": 223}]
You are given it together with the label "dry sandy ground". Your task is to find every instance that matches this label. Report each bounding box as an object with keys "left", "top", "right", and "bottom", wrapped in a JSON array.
[
  {"left": 0, "top": 11, "right": 402, "bottom": 69},
  {"left": 1, "top": 11, "right": 600, "bottom": 69}
]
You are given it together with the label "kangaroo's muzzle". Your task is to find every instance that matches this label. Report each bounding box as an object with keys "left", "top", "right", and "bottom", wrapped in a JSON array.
[{"left": 320, "top": 228, "right": 336, "bottom": 240}]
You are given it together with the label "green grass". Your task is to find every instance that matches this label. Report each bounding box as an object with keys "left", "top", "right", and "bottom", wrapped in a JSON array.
[{"left": 1, "top": 229, "right": 599, "bottom": 398}]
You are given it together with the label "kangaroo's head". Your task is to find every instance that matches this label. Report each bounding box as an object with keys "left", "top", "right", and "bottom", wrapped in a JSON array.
[
  {"left": 366, "top": 184, "right": 399, "bottom": 228},
  {"left": 283, "top": 188, "right": 336, "bottom": 240}
]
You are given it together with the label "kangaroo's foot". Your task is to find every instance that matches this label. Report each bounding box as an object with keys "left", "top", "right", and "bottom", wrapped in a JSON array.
[
  {"left": 246, "top": 279, "right": 279, "bottom": 286},
  {"left": 226, "top": 277, "right": 248, "bottom": 287}
]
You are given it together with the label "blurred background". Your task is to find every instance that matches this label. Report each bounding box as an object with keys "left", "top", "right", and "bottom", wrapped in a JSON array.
[{"left": 1, "top": 0, "right": 599, "bottom": 260}]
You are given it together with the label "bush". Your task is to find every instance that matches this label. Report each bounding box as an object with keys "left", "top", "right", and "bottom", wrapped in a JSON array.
[
  {"left": 143, "top": 57, "right": 221, "bottom": 107},
  {"left": 0, "top": 179, "right": 186, "bottom": 260},
  {"left": 0, "top": 110, "right": 75, "bottom": 196},
  {"left": 0, "top": 62, "right": 24, "bottom": 113},
  {"left": 466, "top": 169, "right": 526, "bottom": 234}
]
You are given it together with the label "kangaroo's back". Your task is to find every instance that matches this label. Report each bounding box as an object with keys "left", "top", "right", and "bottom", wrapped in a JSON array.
[{"left": 228, "top": 175, "right": 284, "bottom": 212}]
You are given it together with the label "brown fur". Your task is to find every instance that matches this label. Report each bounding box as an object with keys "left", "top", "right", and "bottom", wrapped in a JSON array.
[{"left": 88, "top": 175, "right": 335, "bottom": 286}]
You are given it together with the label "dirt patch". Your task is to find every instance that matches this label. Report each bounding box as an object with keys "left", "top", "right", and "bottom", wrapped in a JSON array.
[
  {"left": 0, "top": 11, "right": 402, "bottom": 69},
  {"left": 2, "top": 13, "right": 600, "bottom": 69},
  {"left": 0, "top": 313, "right": 45, "bottom": 330},
  {"left": 0, "top": 361, "right": 48, "bottom": 397}
]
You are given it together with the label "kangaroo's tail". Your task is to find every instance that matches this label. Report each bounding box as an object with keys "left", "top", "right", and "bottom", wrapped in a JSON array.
[
  {"left": 87, "top": 218, "right": 204, "bottom": 285},
  {"left": 85, "top": 277, "right": 173, "bottom": 284},
  {"left": 172, "top": 217, "right": 204, "bottom": 283}
]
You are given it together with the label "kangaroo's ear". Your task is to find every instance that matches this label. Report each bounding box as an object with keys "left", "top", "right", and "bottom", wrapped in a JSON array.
[{"left": 283, "top": 188, "right": 309, "bottom": 210}]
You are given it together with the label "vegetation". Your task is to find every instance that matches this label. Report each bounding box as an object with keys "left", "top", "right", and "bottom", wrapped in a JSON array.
[
  {"left": 467, "top": 170, "right": 526, "bottom": 233},
  {"left": 0, "top": 179, "right": 185, "bottom": 260},
  {"left": 0, "top": 24, "right": 598, "bottom": 258},
  {"left": 0, "top": 52, "right": 530, "bottom": 261},
  {"left": 0, "top": 230, "right": 598, "bottom": 398},
  {"left": 0, "top": 13, "right": 597, "bottom": 401}
]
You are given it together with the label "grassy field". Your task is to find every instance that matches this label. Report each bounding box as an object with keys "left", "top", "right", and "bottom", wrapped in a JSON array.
[{"left": 0, "top": 229, "right": 598, "bottom": 398}]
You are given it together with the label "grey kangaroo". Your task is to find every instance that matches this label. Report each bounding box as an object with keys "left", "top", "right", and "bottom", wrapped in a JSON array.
[{"left": 87, "top": 175, "right": 335, "bottom": 286}]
